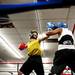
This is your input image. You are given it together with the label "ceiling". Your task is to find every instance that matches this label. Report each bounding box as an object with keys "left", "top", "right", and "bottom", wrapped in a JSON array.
[{"left": 0, "top": 0, "right": 75, "bottom": 63}]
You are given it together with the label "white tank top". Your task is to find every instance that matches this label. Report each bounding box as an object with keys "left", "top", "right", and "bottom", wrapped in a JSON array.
[{"left": 58, "top": 28, "right": 75, "bottom": 50}]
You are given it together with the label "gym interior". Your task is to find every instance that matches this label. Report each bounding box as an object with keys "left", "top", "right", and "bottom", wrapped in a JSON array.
[{"left": 0, "top": 0, "right": 75, "bottom": 75}]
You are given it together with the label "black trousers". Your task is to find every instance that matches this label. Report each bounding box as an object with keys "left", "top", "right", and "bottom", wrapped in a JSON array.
[
  {"left": 50, "top": 49, "right": 75, "bottom": 75},
  {"left": 20, "top": 55, "right": 44, "bottom": 75}
]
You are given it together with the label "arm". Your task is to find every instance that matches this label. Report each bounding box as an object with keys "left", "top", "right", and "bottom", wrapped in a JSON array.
[
  {"left": 39, "top": 28, "right": 62, "bottom": 42},
  {"left": 46, "top": 28, "right": 62, "bottom": 36},
  {"left": 39, "top": 34, "right": 49, "bottom": 42}
]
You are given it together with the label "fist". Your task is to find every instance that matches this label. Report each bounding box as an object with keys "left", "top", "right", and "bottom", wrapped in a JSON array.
[{"left": 18, "top": 42, "right": 27, "bottom": 50}]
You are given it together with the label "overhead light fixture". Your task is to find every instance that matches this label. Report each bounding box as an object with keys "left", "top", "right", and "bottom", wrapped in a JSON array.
[{"left": 0, "top": 36, "right": 23, "bottom": 59}]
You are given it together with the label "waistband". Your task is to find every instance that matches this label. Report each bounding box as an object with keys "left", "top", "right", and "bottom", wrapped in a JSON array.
[
  {"left": 28, "top": 54, "right": 41, "bottom": 56},
  {"left": 58, "top": 45, "right": 75, "bottom": 50}
]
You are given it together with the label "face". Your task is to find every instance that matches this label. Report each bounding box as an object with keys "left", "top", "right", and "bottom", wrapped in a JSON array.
[
  {"left": 30, "top": 32, "right": 38, "bottom": 39},
  {"left": 32, "top": 32, "right": 38, "bottom": 39}
]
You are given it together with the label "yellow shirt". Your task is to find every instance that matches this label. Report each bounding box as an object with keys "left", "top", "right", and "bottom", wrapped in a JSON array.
[{"left": 27, "top": 39, "right": 43, "bottom": 56}]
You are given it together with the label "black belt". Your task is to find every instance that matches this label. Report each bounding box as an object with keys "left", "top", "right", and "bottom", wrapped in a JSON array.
[{"left": 28, "top": 54, "right": 41, "bottom": 56}]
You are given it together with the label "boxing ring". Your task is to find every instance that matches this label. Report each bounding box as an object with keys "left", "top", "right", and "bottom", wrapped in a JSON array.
[
  {"left": 0, "top": 0, "right": 75, "bottom": 14},
  {"left": 0, "top": 61, "right": 74, "bottom": 75},
  {"left": 0, "top": 61, "right": 53, "bottom": 75},
  {"left": 0, "top": 0, "right": 75, "bottom": 75},
  {"left": 0, "top": 1, "right": 63, "bottom": 14}
]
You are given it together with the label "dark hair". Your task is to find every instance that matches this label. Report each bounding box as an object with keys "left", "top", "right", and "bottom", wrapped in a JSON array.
[{"left": 30, "top": 30, "right": 38, "bottom": 35}]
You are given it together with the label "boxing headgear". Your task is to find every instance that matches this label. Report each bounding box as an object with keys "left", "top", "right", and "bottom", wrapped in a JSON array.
[
  {"left": 47, "top": 22, "right": 58, "bottom": 30},
  {"left": 29, "top": 30, "right": 38, "bottom": 39},
  {"left": 56, "top": 22, "right": 68, "bottom": 28},
  {"left": 47, "top": 22, "right": 68, "bottom": 30}
]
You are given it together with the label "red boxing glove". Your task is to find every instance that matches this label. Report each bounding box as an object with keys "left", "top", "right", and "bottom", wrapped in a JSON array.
[{"left": 18, "top": 42, "right": 27, "bottom": 50}]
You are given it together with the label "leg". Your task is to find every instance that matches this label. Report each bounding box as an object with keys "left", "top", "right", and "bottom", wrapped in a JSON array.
[
  {"left": 34, "top": 62, "right": 44, "bottom": 75},
  {"left": 50, "top": 64, "right": 66, "bottom": 75},
  {"left": 67, "top": 49, "right": 75, "bottom": 73},
  {"left": 49, "top": 50, "right": 67, "bottom": 75},
  {"left": 19, "top": 57, "right": 33, "bottom": 75},
  {"left": 33, "top": 56, "right": 44, "bottom": 75}
]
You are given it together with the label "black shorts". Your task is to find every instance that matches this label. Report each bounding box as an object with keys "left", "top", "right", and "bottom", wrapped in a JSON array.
[
  {"left": 20, "top": 55, "right": 44, "bottom": 75},
  {"left": 51, "top": 49, "right": 75, "bottom": 74},
  {"left": 53, "top": 49, "right": 75, "bottom": 64}
]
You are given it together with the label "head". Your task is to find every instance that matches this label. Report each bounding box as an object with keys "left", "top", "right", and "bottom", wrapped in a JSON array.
[
  {"left": 47, "top": 22, "right": 58, "bottom": 30},
  {"left": 47, "top": 22, "right": 68, "bottom": 30},
  {"left": 29, "top": 30, "right": 38, "bottom": 39}
]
